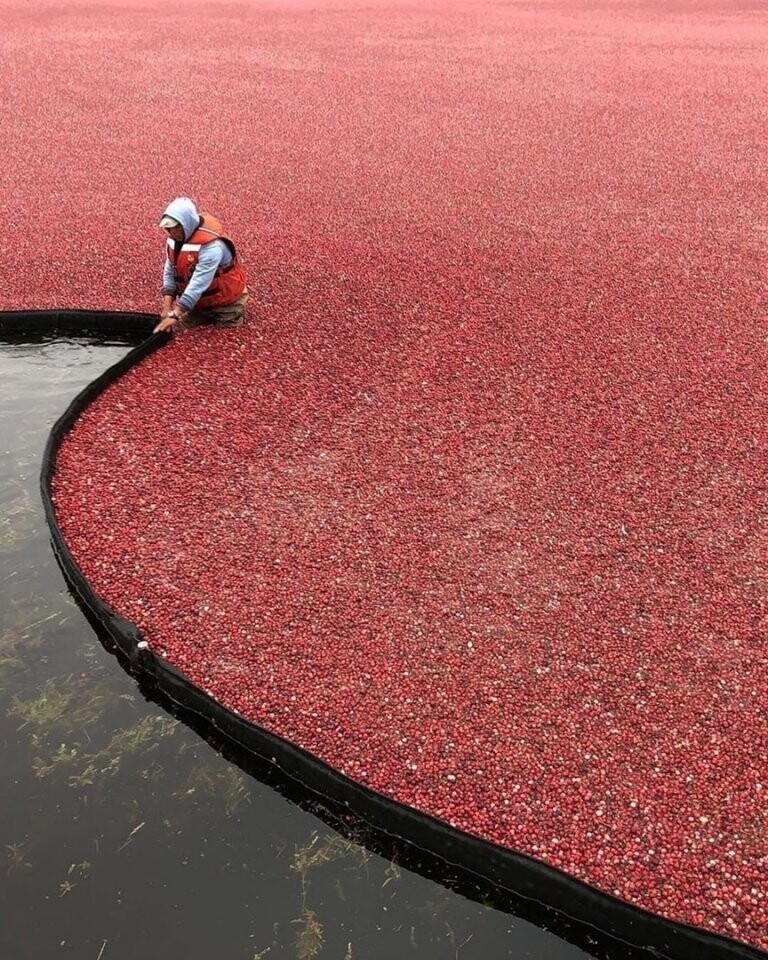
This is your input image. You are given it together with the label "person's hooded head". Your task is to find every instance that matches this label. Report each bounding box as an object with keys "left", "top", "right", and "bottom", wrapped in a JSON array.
[{"left": 159, "top": 197, "right": 201, "bottom": 241}]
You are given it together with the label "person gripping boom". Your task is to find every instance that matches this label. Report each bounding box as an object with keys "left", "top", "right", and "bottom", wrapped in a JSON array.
[{"left": 154, "top": 197, "right": 248, "bottom": 334}]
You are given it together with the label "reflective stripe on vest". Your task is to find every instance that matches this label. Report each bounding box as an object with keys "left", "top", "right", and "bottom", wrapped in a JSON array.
[{"left": 168, "top": 240, "right": 203, "bottom": 252}]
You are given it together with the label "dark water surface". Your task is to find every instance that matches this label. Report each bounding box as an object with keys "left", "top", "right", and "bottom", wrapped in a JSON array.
[{"left": 0, "top": 338, "right": 600, "bottom": 960}]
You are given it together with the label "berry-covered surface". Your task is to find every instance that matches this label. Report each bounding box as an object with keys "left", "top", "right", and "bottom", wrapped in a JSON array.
[{"left": 5, "top": 0, "right": 766, "bottom": 948}]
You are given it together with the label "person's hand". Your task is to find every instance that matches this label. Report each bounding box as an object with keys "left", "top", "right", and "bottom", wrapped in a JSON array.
[
  {"left": 154, "top": 312, "right": 178, "bottom": 334},
  {"left": 154, "top": 304, "right": 189, "bottom": 334}
]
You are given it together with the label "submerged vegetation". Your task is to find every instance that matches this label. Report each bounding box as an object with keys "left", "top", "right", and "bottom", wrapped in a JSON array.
[
  {"left": 292, "top": 831, "right": 371, "bottom": 890},
  {"left": 6, "top": 842, "right": 32, "bottom": 874},
  {"left": 11, "top": 677, "right": 256, "bottom": 818},
  {"left": 174, "top": 760, "right": 251, "bottom": 816},
  {"left": 0, "top": 630, "right": 23, "bottom": 672},
  {"left": 0, "top": 481, "right": 37, "bottom": 549},
  {"left": 294, "top": 908, "right": 324, "bottom": 960},
  {"left": 10, "top": 676, "right": 109, "bottom": 738}
]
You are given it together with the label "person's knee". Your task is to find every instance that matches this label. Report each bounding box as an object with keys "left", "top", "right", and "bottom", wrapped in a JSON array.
[{"left": 223, "top": 294, "right": 249, "bottom": 325}]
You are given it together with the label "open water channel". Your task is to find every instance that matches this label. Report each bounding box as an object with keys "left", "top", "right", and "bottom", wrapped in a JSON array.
[{"left": 0, "top": 335, "right": 608, "bottom": 960}]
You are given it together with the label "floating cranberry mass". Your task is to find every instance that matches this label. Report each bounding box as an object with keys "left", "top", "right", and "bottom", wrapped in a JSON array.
[{"left": 4, "top": 0, "right": 767, "bottom": 952}]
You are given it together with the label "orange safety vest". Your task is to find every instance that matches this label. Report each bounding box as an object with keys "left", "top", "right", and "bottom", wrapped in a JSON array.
[{"left": 166, "top": 213, "right": 247, "bottom": 309}]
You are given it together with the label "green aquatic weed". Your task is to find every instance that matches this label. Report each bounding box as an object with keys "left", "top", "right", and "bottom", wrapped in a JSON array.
[
  {"left": 292, "top": 832, "right": 370, "bottom": 880},
  {"left": 9, "top": 677, "right": 107, "bottom": 738},
  {"left": 6, "top": 843, "right": 31, "bottom": 874},
  {"left": 28, "top": 711, "right": 178, "bottom": 787},
  {"left": 101, "top": 714, "right": 178, "bottom": 758},
  {"left": 218, "top": 765, "right": 251, "bottom": 816},
  {"left": 173, "top": 762, "right": 250, "bottom": 815},
  {"left": 293, "top": 908, "right": 323, "bottom": 960},
  {"left": 0, "top": 631, "right": 22, "bottom": 671},
  {"left": 31, "top": 743, "right": 80, "bottom": 778},
  {"left": 0, "top": 483, "right": 37, "bottom": 550}
]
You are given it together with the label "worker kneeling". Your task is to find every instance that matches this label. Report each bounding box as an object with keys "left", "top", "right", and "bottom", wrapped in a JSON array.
[{"left": 154, "top": 197, "right": 248, "bottom": 334}]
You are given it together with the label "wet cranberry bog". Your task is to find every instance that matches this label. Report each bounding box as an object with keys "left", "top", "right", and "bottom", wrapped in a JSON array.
[
  {"left": 3, "top": 0, "right": 767, "bottom": 954},
  {"left": 0, "top": 308, "right": 753, "bottom": 960}
]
